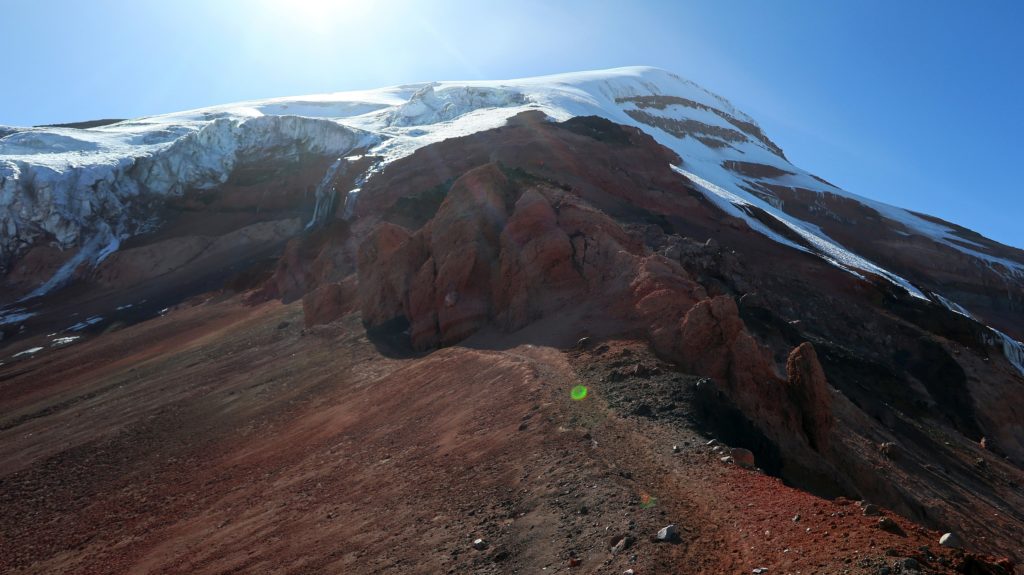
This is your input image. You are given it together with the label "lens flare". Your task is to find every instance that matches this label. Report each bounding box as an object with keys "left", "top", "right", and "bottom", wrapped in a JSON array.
[
  {"left": 640, "top": 492, "right": 658, "bottom": 509},
  {"left": 570, "top": 385, "right": 588, "bottom": 401}
]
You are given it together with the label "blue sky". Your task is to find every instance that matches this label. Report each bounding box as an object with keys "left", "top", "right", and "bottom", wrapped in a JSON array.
[{"left": 3, "top": 0, "right": 1022, "bottom": 247}]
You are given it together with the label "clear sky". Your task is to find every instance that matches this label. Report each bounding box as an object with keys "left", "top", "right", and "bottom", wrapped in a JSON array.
[{"left": 3, "top": 0, "right": 1022, "bottom": 248}]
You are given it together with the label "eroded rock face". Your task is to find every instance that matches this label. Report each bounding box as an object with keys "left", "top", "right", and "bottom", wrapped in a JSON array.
[
  {"left": 302, "top": 278, "right": 357, "bottom": 328},
  {"left": 673, "top": 296, "right": 832, "bottom": 477},
  {"left": 357, "top": 222, "right": 426, "bottom": 331},
  {"left": 785, "top": 342, "right": 834, "bottom": 452},
  {"left": 357, "top": 161, "right": 655, "bottom": 350},
  {"left": 630, "top": 255, "right": 706, "bottom": 357},
  {"left": 356, "top": 165, "right": 512, "bottom": 349},
  {"left": 677, "top": 296, "right": 751, "bottom": 380},
  {"left": 425, "top": 164, "right": 510, "bottom": 345},
  {"left": 494, "top": 188, "right": 578, "bottom": 331}
]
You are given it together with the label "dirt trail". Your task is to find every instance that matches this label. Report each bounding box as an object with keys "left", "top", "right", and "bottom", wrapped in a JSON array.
[{"left": 0, "top": 298, "right": 989, "bottom": 574}]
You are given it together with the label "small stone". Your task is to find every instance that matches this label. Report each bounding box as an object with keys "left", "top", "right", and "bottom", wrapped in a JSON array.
[
  {"left": 753, "top": 568, "right": 769, "bottom": 574},
  {"left": 877, "top": 517, "right": 900, "bottom": 534},
  {"left": 492, "top": 549, "right": 510, "bottom": 562},
  {"left": 472, "top": 538, "right": 487, "bottom": 550},
  {"left": 730, "top": 447, "right": 755, "bottom": 469},
  {"left": 568, "top": 557, "right": 582, "bottom": 567},
  {"left": 879, "top": 442, "right": 898, "bottom": 459},
  {"left": 664, "top": 243, "right": 682, "bottom": 260},
  {"left": 444, "top": 291, "right": 459, "bottom": 307},
  {"left": 792, "top": 514, "right": 801, "bottom": 522},
  {"left": 623, "top": 570, "right": 635, "bottom": 575},
  {"left": 655, "top": 524, "right": 679, "bottom": 542},
  {"left": 899, "top": 557, "right": 920, "bottom": 570},
  {"left": 877, "top": 567, "right": 891, "bottom": 575},
  {"left": 939, "top": 532, "right": 962, "bottom": 548},
  {"left": 576, "top": 336, "right": 593, "bottom": 349},
  {"left": 720, "top": 456, "right": 735, "bottom": 465},
  {"left": 862, "top": 504, "right": 881, "bottom": 516},
  {"left": 672, "top": 445, "right": 681, "bottom": 453},
  {"left": 610, "top": 535, "right": 633, "bottom": 555}
]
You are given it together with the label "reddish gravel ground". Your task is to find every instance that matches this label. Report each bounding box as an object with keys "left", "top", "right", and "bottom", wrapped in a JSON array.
[{"left": 0, "top": 296, "right": 1007, "bottom": 574}]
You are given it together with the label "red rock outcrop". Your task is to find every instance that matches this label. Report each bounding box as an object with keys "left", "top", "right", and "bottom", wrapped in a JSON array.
[
  {"left": 671, "top": 295, "right": 850, "bottom": 494},
  {"left": 263, "top": 222, "right": 354, "bottom": 304},
  {"left": 302, "top": 277, "right": 357, "bottom": 328},
  {"left": 630, "top": 255, "right": 706, "bottom": 357},
  {"left": 356, "top": 221, "right": 427, "bottom": 330},
  {"left": 423, "top": 164, "right": 510, "bottom": 346},
  {"left": 785, "top": 342, "right": 834, "bottom": 452},
  {"left": 357, "top": 161, "right": 666, "bottom": 350},
  {"left": 494, "top": 188, "right": 578, "bottom": 331}
]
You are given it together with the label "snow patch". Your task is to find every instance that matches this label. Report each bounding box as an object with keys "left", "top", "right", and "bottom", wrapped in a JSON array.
[
  {"left": 51, "top": 335, "right": 80, "bottom": 347},
  {"left": 673, "top": 166, "right": 928, "bottom": 300},
  {"left": 930, "top": 292, "right": 1024, "bottom": 377},
  {"left": 0, "top": 306, "right": 34, "bottom": 326},
  {"left": 67, "top": 315, "right": 103, "bottom": 332},
  {"left": 931, "top": 292, "right": 974, "bottom": 318}
]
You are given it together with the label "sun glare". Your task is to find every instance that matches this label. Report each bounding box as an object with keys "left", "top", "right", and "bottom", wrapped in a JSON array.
[{"left": 259, "top": 0, "right": 376, "bottom": 34}]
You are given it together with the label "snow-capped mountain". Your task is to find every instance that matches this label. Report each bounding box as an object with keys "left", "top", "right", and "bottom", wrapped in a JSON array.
[
  {"left": 5, "top": 67, "right": 1024, "bottom": 568},
  {"left": 2, "top": 66, "right": 1023, "bottom": 364}
]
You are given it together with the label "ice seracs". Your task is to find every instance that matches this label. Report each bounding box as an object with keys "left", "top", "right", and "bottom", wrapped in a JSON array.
[{"left": 1, "top": 115, "right": 374, "bottom": 281}]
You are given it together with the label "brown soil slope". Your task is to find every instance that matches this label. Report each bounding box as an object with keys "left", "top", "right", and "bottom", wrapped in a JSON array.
[{"left": 0, "top": 297, "right": 1000, "bottom": 574}]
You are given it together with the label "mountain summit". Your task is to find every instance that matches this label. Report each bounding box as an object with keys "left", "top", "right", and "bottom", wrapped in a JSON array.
[{"left": 1, "top": 67, "right": 1022, "bottom": 572}]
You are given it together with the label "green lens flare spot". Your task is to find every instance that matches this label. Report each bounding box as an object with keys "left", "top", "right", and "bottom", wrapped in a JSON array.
[{"left": 570, "top": 385, "right": 589, "bottom": 401}]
